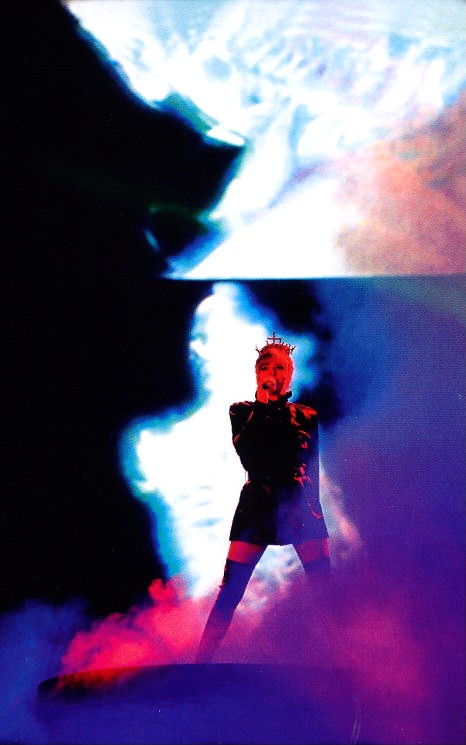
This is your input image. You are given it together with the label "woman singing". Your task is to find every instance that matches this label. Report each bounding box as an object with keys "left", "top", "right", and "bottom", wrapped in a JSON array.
[{"left": 195, "top": 334, "right": 330, "bottom": 662}]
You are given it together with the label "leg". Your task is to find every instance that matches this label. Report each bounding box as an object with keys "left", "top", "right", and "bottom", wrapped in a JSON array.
[
  {"left": 295, "top": 537, "right": 331, "bottom": 587},
  {"left": 195, "top": 541, "right": 265, "bottom": 663},
  {"left": 295, "top": 539, "right": 333, "bottom": 656}
]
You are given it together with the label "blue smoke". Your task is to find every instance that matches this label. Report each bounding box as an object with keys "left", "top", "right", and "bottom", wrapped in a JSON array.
[{"left": 0, "top": 600, "right": 87, "bottom": 744}]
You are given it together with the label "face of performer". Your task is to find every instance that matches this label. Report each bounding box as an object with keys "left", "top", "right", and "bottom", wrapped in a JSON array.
[{"left": 256, "top": 348, "right": 293, "bottom": 401}]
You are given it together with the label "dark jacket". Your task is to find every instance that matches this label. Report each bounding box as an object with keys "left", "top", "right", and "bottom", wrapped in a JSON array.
[{"left": 228, "top": 396, "right": 328, "bottom": 546}]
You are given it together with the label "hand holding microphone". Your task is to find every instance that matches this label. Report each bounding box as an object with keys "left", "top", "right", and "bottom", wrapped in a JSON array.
[{"left": 256, "top": 378, "right": 274, "bottom": 403}]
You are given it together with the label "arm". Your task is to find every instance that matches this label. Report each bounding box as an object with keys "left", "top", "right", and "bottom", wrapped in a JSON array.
[{"left": 229, "top": 400, "right": 274, "bottom": 473}]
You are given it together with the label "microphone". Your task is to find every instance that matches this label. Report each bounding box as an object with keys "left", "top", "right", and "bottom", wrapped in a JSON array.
[{"left": 262, "top": 379, "right": 274, "bottom": 391}]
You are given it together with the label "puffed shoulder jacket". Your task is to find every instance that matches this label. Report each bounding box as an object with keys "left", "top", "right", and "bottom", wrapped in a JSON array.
[{"left": 228, "top": 395, "right": 328, "bottom": 546}]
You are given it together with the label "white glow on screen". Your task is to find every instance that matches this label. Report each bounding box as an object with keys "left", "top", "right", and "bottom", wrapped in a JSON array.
[
  {"left": 177, "top": 178, "right": 356, "bottom": 279},
  {"left": 67, "top": 0, "right": 466, "bottom": 277},
  {"left": 120, "top": 283, "right": 358, "bottom": 603}
]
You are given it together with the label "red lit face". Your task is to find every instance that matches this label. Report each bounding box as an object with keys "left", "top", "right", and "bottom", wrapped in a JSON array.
[{"left": 255, "top": 349, "right": 293, "bottom": 400}]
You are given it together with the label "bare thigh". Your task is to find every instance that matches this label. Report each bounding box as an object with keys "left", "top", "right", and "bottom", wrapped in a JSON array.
[
  {"left": 227, "top": 540, "right": 266, "bottom": 565},
  {"left": 294, "top": 537, "right": 329, "bottom": 564}
]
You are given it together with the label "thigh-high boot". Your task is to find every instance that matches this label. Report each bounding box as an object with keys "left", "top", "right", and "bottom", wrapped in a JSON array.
[
  {"left": 302, "top": 555, "right": 332, "bottom": 596},
  {"left": 302, "top": 555, "right": 331, "bottom": 580},
  {"left": 195, "top": 559, "right": 257, "bottom": 663}
]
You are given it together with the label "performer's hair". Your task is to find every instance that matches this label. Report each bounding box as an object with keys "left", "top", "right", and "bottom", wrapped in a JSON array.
[{"left": 255, "top": 333, "right": 295, "bottom": 373}]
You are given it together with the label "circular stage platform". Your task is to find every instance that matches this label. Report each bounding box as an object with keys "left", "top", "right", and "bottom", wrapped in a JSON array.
[{"left": 37, "top": 663, "right": 361, "bottom": 744}]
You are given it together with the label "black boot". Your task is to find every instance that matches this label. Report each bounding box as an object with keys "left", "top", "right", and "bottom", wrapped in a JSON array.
[
  {"left": 301, "top": 555, "right": 332, "bottom": 604},
  {"left": 302, "top": 555, "right": 331, "bottom": 580},
  {"left": 195, "top": 559, "right": 257, "bottom": 663}
]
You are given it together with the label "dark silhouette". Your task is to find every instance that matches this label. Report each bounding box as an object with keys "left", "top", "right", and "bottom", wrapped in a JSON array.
[
  {"left": 1, "top": 1, "right": 242, "bottom": 615},
  {"left": 196, "top": 337, "right": 330, "bottom": 661}
]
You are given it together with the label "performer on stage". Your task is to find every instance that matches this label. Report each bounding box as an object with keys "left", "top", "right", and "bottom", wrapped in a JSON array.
[{"left": 195, "top": 333, "right": 330, "bottom": 662}]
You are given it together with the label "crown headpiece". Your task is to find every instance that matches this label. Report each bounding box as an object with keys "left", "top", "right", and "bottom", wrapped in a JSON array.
[{"left": 256, "top": 332, "right": 296, "bottom": 356}]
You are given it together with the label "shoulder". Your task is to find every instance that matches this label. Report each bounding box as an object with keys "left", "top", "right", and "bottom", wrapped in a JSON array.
[
  {"left": 229, "top": 400, "right": 254, "bottom": 415},
  {"left": 229, "top": 401, "right": 255, "bottom": 429},
  {"left": 290, "top": 402, "right": 318, "bottom": 420}
]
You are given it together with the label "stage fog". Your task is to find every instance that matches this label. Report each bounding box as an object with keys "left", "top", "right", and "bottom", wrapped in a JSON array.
[
  {"left": 1, "top": 277, "right": 464, "bottom": 744},
  {"left": 2, "top": 1, "right": 464, "bottom": 743}
]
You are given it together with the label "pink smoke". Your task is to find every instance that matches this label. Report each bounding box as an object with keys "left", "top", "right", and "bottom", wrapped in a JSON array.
[{"left": 59, "top": 578, "right": 208, "bottom": 674}]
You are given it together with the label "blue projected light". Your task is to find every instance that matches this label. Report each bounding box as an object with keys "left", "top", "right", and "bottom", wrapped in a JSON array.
[
  {"left": 68, "top": 0, "right": 466, "bottom": 277},
  {"left": 120, "top": 283, "right": 357, "bottom": 603}
]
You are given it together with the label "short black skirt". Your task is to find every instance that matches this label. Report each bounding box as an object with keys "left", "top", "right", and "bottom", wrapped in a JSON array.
[{"left": 229, "top": 477, "right": 328, "bottom": 546}]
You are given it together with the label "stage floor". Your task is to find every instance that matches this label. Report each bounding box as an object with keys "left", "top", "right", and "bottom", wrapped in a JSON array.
[{"left": 37, "top": 663, "right": 360, "bottom": 744}]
